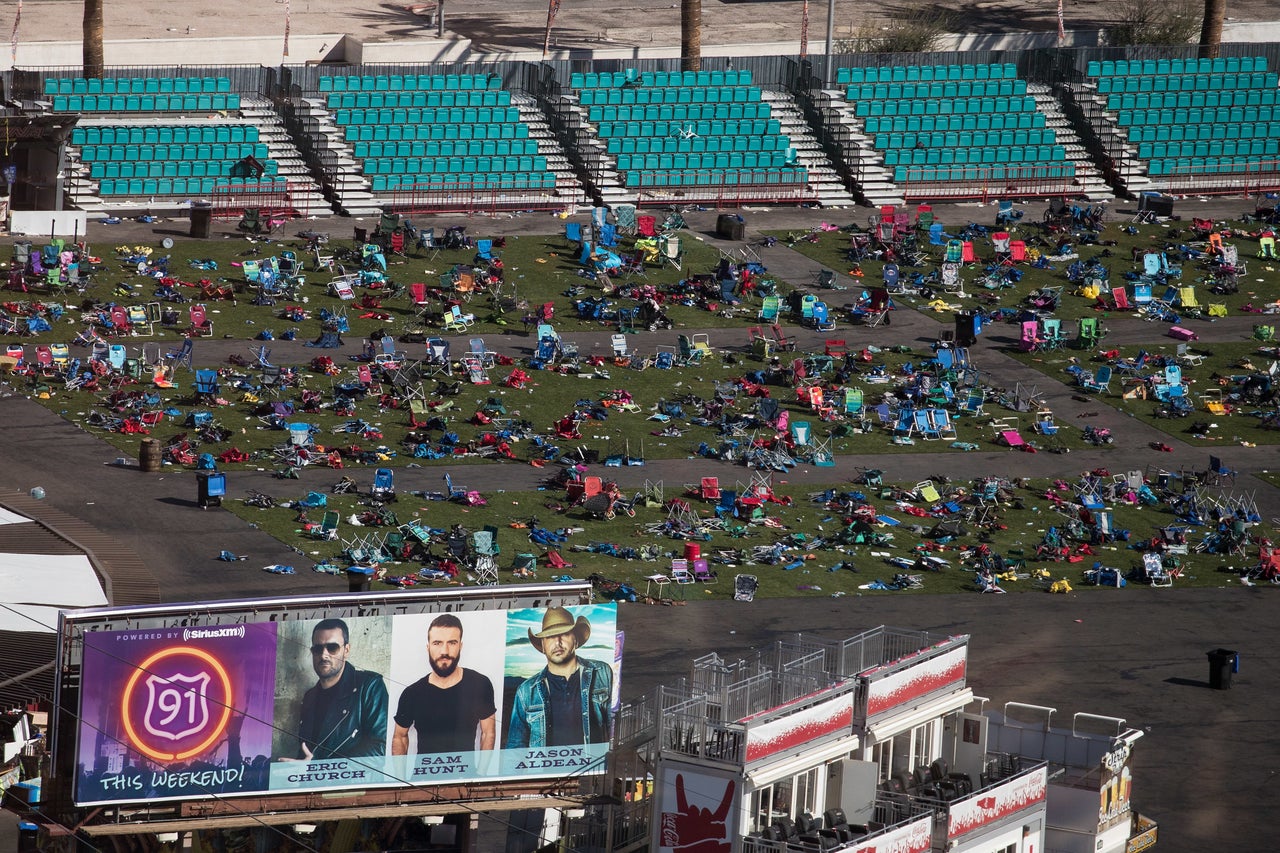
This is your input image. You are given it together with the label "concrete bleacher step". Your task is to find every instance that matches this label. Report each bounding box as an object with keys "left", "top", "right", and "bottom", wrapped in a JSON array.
[{"left": 806, "top": 89, "right": 903, "bottom": 206}]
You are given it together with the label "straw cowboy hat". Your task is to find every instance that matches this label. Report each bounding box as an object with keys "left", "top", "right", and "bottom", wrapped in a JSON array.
[{"left": 528, "top": 606, "right": 591, "bottom": 652}]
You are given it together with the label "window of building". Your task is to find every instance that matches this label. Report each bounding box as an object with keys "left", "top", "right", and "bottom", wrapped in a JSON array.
[
  {"left": 793, "top": 766, "right": 818, "bottom": 817},
  {"left": 910, "top": 720, "right": 936, "bottom": 771},
  {"left": 750, "top": 767, "right": 821, "bottom": 832}
]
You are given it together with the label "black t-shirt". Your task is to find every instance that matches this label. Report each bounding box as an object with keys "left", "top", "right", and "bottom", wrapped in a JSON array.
[
  {"left": 394, "top": 668, "right": 496, "bottom": 754},
  {"left": 304, "top": 682, "right": 340, "bottom": 753},
  {"left": 545, "top": 668, "right": 582, "bottom": 747}
]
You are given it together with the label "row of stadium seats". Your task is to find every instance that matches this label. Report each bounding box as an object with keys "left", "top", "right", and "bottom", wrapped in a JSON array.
[
  {"left": 854, "top": 96, "right": 1038, "bottom": 117},
  {"left": 566, "top": 68, "right": 800, "bottom": 194},
  {"left": 883, "top": 145, "right": 1067, "bottom": 167},
  {"left": 1116, "top": 106, "right": 1278, "bottom": 127},
  {"left": 587, "top": 103, "right": 772, "bottom": 122},
  {"left": 605, "top": 134, "right": 790, "bottom": 154},
  {"left": 579, "top": 86, "right": 763, "bottom": 105},
  {"left": 319, "top": 73, "right": 501, "bottom": 92},
  {"left": 89, "top": 159, "right": 279, "bottom": 179},
  {"left": 1126, "top": 121, "right": 1280, "bottom": 142},
  {"left": 596, "top": 118, "right": 782, "bottom": 138},
  {"left": 343, "top": 123, "right": 528, "bottom": 142},
  {"left": 98, "top": 176, "right": 283, "bottom": 196},
  {"left": 570, "top": 69, "right": 754, "bottom": 89},
  {"left": 52, "top": 94, "right": 241, "bottom": 113},
  {"left": 621, "top": 168, "right": 805, "bottom": 188},
  {"left": 333, "top": 107, "right": 520, "bottom": 126},
  {"left": 864, "top": 113, "right": 1047, "bottom": 133},
  {"left": 1148, "top": 157, "right": 1277, "bottom": 176},
  {"left": 1094, "top": 72, "right": 1278, "bottom": 94},
  {"left": 1106, "top": 89, "right": 1279, "bottom": 110},
  {"left": 616, "top": 151, "right": 793, "bottom": 171},
  {"left": 1137, "top": 139, "right": 1280, "bottom": 159},
  {"left": 893, "top": 164, "right": 1076, "bottom": 182},
  {"left": 1086, "top": 56, "right": 1268, "bottom": 77},
  {"left": 71, "top": 124, "right": 259, "bottom": 145},
  {"left": 367, "top": 173, "right": 557, "bottom": 192},
  {"left": 325, "top": 90, "right": 512, "bottom": 109},
  {"left": 326, "top": 74, "right": 559, "bottom": 195},
  {"left": 837, "top": 63, "right": 1020, "bottom": 84},
  {"left": 80, "top": 143, "right": 269, "bottom": 162},
  {"left": 351, "top": 138, "right": 540, "bottom": 158},
  {"left": 846, "top": 79, "right": 1028, "bottom": 101},
  {"left": 361, "top": 155, "right": 548, "bottom": 175},
  {"left": 875, "top": 128, "right": 1057, "bottom": 149},
  {"left": 45, "top": 76, "right": 233, "bottom": 94}
]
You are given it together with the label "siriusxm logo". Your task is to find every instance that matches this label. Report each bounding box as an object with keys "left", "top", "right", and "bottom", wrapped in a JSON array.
[{"left": 182, "top": 625, "right": 246, "bottom": 641}]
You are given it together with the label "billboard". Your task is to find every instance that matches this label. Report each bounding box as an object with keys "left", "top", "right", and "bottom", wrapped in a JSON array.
[
  {"left": 655, "top": 761, "right": 738, "bottom": 853},
  {"left": 72, "top": 602, "right": 618, "bottom": 806}
]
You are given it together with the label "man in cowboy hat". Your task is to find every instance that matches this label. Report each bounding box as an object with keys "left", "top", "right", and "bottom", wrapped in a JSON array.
[{"left": 506, "top": 606, "right": 613, "bottom": 749}]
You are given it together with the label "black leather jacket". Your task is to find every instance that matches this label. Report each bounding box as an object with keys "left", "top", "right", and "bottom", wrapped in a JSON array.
[{"left": 297, "top": 662, "right": 388, "bottom": 759}]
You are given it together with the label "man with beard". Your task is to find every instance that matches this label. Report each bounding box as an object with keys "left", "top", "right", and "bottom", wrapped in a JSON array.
[
  {"left": 289, "top": 618, "right": 388, "bottom": 761},
  {"left": 391, "top": 614, "right": 496, "bottom": 755},
  {"left": 506, "top": 606, "right": 612, "bottom": 749}
]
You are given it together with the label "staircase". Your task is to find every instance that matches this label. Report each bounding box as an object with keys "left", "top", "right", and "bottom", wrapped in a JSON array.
[
  {"left": 291, "top": 97, "right": 382, "bottom": 217},
  {"left": 510, "top": 93, "right": 588, "bottom": 210},
  {"left": 1062, "top": 81, "right": 1153, "bottom": 200},
  {"left": 548, "top": 90, "right": 629, "bottom": 208},
  {"left": 237, "top": 96, "right": 330, "bottom": 215},
  {"left": 760, "top": 90, "right": 858, "bottom": 208},
  {"left": 1028, "top": 84, "right": 1115, "bottom": 202},
  {"left": 805, "top": 87, "right": 905, "bottom": 207}
]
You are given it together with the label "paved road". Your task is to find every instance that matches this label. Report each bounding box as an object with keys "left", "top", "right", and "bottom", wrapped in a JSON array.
[{"left": 18, "top": 0, "right": 1280, "bottom": 55}]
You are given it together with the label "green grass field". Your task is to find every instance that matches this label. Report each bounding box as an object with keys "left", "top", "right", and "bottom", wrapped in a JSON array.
[
  {"left": 1009, "top": 340, "right": 1280, "bottom": 447},
  {"left": 768, "top": 210, "right": 1277, "bottom": 323},
  {"left": 221, "top": 474, "right": 1264, "bottom": 602},
  {"left": 3, "top": 226, "right": 795, "bottom": 348}
]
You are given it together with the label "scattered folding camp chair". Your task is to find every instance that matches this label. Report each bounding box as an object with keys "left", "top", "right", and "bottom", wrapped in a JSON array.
[
  {"left": 1079, "top": 365, "right": 1112, "bottom": 394},
  {"left": 330, "top": 275, "right": 357, "bottom": 300},
  {"left": 166, "top": 337, "right": 194, "bottom": 370},
  {"left": 188, "top": 304, "right": 213, "bottom": 337},
  {"left": 444, "top": 305, "right": 476, "bottom": 332},
  {"left": 733, "top": 574, "right": 758, "bottom": 602},
  {"left": 1208, "top": 456, "right": 1237, "bottom": 485},
  {"left": 661, "top": 235, "right": 683, "bottom": 270},
  {"left": 371, "top": 468, "right": 396, "bottom": 502}
]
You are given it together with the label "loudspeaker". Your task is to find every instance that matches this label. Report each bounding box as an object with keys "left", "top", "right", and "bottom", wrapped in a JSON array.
[
  {"left": 1138, "top": 194, "right": 1175, "bottom": 217},
  {"left": 717, "top": 213, "right": 745, "bottom": 241}
]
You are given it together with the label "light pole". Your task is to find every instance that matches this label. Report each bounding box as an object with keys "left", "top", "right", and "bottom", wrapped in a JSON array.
[{"left": 824, "top": 0, "right": 836, "bottom": 82}]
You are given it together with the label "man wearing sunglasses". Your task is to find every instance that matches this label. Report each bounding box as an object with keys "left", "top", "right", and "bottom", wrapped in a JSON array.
[{"left": 292, "top": 618, "right": 389, "bottom": 760}]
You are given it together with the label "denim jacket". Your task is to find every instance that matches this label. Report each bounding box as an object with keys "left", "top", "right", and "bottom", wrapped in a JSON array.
[
  {"left": 297, "top": 662, "right": 389, "bottom": 759},
  {"left": 506, "top": 657, "right": 613, "bottom": 749}
]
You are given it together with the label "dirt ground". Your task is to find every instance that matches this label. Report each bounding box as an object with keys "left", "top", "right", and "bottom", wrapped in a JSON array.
[{"left": 11, "top": 0, "right": 1280, "bottom": 57}]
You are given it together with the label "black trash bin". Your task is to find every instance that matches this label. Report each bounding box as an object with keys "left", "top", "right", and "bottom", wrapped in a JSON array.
[
  {"left": 17, "top": 821, "right": 38, "bottom": 853},
  {"left": 1207, "top": 648, "right": 1238, "bottom": 690},
  {"left": 347, "top": 566, "right": 375, "bottom": 593},
  {"left": 716, "top": 213, "right": 745, "bottom": 241},
  {"left": 190, "top": 201, "right": 213, "bottom": 238}
]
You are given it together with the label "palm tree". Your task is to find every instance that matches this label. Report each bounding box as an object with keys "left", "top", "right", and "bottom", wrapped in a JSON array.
[
  {"left": 681, "top": 0, "right": 701, "bottom": 71},
  {"left": 1198, "top": 0, "right": 1224, "bottom": 58},
  {"left": 83, "top": 0, "right": 104, "bottom": 78}
]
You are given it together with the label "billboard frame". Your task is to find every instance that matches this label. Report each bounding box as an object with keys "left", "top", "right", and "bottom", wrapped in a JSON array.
[{"left": 50, "top": 582, "right": 604, "bottom": 830}]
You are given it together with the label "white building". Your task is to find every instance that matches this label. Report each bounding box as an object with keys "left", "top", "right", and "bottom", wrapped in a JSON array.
[{"left": 576, "top": 626, "right": 1155, "bottom": 853}]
